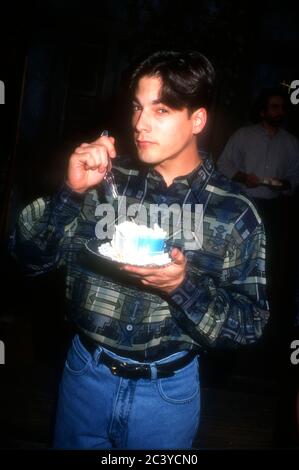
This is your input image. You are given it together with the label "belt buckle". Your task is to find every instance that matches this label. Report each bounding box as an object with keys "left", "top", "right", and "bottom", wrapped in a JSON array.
[{"left": 111, "top": 361, "right": 150, "bottom": 379}]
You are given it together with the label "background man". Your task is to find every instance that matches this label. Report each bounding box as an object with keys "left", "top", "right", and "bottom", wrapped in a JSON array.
[{"left": 217, "top": 87, "right": 299, "bottom": 199}]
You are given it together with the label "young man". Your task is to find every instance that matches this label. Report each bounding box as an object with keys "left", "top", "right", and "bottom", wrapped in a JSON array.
[{"left": 12, "top": 51, "right": 269, "bottom": 449}]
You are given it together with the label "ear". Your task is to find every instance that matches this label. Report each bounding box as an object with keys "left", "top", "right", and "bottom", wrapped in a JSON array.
[{"left": 191, "top": 108, "right": 207, "bottom": 135}]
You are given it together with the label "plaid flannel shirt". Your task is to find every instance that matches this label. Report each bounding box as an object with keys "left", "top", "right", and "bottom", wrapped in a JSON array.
[{"left": 11, "top": 156, "right": 269, "bottom": 361}]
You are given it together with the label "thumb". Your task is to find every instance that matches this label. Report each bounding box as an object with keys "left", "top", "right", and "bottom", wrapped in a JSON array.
[{"left": 171, "top": 247, "right": 185, "bottom": 264}]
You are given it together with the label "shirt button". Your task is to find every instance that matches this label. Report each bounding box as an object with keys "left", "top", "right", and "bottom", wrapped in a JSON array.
[
  {"left": 160, "top": 196, "right": 167, "bottom": 203},
  {"left": 126, "top": 324, "right": 133, "bottom": 332}
]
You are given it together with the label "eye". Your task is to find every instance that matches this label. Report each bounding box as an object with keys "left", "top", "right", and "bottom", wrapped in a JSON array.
[
  {"left": 132, "top": 103, "right": 142, "bottom": 112},
  {"left": 157, "top": 107, "right": 168, "bottom": 114}
]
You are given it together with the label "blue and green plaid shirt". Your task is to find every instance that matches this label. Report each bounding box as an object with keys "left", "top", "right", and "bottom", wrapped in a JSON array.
[{"left": 11, "top": 156, "right": 269, "bottom": 361}]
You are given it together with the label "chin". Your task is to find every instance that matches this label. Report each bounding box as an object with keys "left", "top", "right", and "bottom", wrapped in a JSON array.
[{"left": 137, "top": 151, "right": 161, "bottom": 165}]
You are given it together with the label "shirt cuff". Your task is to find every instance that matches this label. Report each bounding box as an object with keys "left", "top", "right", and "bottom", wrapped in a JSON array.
[
  {"left": 54, "top": 183, "right": 86, "bottom": 210},
  {"left": 169, "top": 271, "right": 202, "bottom": 308}
]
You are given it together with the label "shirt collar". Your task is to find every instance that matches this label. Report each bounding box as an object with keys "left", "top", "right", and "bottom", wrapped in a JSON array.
[
  {"left": 256, "top": 123, "right": 282, "bottom": 138},
  {"left": 144, "top": 153, "right": 214, "bottom": 191}
]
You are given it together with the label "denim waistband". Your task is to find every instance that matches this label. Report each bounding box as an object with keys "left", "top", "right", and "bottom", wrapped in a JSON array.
[{"left": 76, "top": 334, "right": 193, "bottom": 366}]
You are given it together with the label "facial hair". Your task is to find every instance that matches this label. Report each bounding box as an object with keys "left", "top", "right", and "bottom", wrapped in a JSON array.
[{"left": 264, "top": 115, "right": 285, "bottom": 128}]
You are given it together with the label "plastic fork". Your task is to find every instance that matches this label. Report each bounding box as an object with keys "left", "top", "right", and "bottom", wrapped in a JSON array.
[{"left": 100, "top": 130, "right": 119, "bottom": 199}]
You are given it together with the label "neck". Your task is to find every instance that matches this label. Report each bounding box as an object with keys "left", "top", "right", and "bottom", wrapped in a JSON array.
[
  {"left": 261, "top": 120, "right": 279, "bottom": 137},
  {"left": 153, "top": 140, "right": 202, "bottom": 187}
]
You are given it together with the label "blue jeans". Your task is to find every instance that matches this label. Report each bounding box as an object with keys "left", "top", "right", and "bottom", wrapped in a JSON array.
[{"left": 53, "top": 334, "right": 200, "bottom": 449}]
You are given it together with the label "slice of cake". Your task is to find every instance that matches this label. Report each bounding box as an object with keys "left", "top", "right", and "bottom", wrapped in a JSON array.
[{"left": 98, "top": 221, "right": 171, "bottom": 266}]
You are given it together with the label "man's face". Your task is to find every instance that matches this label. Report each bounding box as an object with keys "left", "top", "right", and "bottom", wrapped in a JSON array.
[
  {"left": 261, "top": 95, "right": 286, "bottom": 127},
  {"left": 131, "top": 75, "right": 196, "bottom": 166}
]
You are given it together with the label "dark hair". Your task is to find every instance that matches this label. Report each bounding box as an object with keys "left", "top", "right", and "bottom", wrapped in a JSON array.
[
  {"left": 129, "top": 50, "right": 215, "bottom": 112},
  {"left": 250, "top": 87, "right": 288, "bottom": 123}
]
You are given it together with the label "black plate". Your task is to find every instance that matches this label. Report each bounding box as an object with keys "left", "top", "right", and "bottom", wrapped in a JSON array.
[{"left": 84, "top": 238, "right": 173, "bottom": 268}]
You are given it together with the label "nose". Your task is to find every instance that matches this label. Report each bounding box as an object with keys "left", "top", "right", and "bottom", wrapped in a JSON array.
[
  {"left": 133, "top": 109, "right": 152, "bottom": 133},
  {"left": 280, "top": 106, "right": 286, "bottom": 116}
]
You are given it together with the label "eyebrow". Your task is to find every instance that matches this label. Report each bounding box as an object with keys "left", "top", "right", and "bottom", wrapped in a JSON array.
[{"left": 132, "top": 98, "right": 165, "bottom": 105}]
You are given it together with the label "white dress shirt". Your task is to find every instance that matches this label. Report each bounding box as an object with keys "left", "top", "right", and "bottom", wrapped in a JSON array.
[{"left": 217, "top": 124, "right": 299, "bottom": 199}]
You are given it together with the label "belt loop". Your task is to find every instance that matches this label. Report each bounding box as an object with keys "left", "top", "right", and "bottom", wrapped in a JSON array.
[
  {"left": 150, "top": 363, "right": 158, "bottom": 381},
  {"left": 94, "top": 346, "right": 103, "bottom": 364}
]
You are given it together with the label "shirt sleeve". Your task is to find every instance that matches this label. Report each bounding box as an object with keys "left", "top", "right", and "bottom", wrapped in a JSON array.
[
  {"left": 168, "top": 209, "right": 269, "bottom": 349},
  {"left": 217, "top": 130, "right": 243, "bottom": 179},
  {"left": 10, "top": 184, "right": 84, "bottom": 276}
]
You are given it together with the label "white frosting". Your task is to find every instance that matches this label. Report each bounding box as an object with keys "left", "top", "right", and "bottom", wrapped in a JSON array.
[{"left": 98, "top": 221, "right": 171, "bottom": 266}]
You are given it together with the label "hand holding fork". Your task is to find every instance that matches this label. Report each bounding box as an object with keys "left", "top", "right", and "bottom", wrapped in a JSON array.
[{"left": 66, "top": 129, "right": 118, "bottom": 196}]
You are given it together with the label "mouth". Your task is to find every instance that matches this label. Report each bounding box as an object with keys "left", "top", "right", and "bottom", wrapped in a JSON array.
[{"left": 136, "top": 140, "right": 156, "bottom": 148}]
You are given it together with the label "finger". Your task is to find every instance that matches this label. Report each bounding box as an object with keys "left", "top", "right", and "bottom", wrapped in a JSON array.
[
  {"left": 89, "top": 145, "right": 109, "bottom": 172},
  {"left": 121, "top": 265, "right": 159, "bottom": 276},
  {"left": 76, "top": 153, "right": 106, "bottom": 173},
  {"left": 107, "top": 157, "right": 112, "bottom": 172},
  {"left": 142, "top": 276, "right": 160, "bottom": 284},
  {"left": 170, "top": 248, "right": 185, "bottom": 264},
  {"left": 74, "top": 145, "right": 90, "bottom": 154},
  {"left": 73, "top": 153, "right": 99, "bottom": 170},
  {"left": 94, "top": 135, "right": 116, "bottom": 158},
  {"left": 140, "top": 279, "right": 162, "bottom": 287},
  {"left": 77, "top": 145, "right": 109, "bottom": 172}
]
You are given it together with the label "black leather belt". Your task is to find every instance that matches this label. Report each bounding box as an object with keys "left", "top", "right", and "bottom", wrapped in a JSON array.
[{"left": 79, "top": 334, "right": 197, "bottom": 380}]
